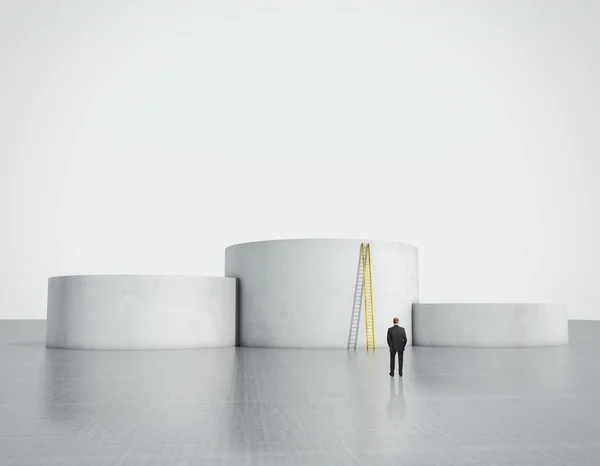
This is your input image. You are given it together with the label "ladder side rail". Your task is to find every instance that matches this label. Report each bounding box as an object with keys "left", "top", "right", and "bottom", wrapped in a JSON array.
[
  {"left": 363, "top": 243, "right": 372, "bottom": 351},
  {"left": 367, "top": 243, "right": 375, "bottom": 350}
]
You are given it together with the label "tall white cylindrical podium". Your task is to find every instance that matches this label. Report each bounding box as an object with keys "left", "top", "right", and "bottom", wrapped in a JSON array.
[{"left": 225, "top": 239, "right": 419, "bottom": 349}]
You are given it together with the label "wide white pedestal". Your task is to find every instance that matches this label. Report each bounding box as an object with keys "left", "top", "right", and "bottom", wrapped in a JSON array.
[
  {"left": 226, "top": 238, "right": 418, "bottom": 349},
  {"left": 412, "top": 303, "right": 569, "bottom": 347},
  {"left": 46, "top": 275, "right": 236, "bottom": 350}
]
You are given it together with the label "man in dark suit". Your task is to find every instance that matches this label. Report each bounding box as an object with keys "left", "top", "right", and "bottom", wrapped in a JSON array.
[{"left": 387, "top": 317, "right": 408, "bottom": 377}]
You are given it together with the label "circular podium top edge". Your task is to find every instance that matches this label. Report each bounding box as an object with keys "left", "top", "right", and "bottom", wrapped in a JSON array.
[
  {"left": 48, "top": 274, "right": 235, "bottom": 281},
  {"left": 225, "top": 238, "right": 418, "bottom": 250}
]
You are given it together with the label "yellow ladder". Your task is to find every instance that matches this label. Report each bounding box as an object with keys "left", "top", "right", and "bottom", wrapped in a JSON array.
[{"left": 362, "top": 243, "right": 376, "bottom": 351}]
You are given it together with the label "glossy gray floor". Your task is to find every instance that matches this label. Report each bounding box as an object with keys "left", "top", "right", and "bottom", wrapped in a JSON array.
[{"left": 1, "top": 321, "right": 599, "bottom": 466}]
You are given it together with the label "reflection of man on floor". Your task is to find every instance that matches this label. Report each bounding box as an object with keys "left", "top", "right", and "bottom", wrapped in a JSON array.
[
  {"left": 387, "top": 317, "right": 407, "bottom": 377},
  {"left": 387, "top": 378, "right": 407, "bottom": 427}
]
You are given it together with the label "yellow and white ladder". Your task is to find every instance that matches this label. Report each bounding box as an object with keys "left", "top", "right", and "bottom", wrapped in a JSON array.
[{"left": 347, "top": 243, "right": 376, "bottom": 351}]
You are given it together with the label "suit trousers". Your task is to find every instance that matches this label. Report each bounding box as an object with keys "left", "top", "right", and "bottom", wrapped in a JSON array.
[{"left": 390, "top": 349, "right": 404, "bottom": 375}]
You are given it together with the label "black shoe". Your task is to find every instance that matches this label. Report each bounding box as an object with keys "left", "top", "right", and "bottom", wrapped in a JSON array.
[
  {"left": 389, "top": 372, "right": 394, "bottom": 377},
  {"left": 399, "top": 373, "right": 403, "bottom": 377}
]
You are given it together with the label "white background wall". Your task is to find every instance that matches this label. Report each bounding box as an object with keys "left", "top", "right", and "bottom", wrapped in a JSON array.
[{"left": 1, "top": 0, "right": 598, "bottom": 320}]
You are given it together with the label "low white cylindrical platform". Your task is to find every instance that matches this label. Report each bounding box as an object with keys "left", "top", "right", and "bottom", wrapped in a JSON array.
[
  {"left": 412, "top": 303, "right": 569, "bottom": 347},
  {"left": 225, "top": 239, "right": 419, "bottom": 349},
  {"left": 46, "top": 275, "right": 236, "bottom": 350}
]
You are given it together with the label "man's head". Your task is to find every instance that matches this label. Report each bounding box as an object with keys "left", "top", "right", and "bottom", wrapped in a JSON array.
[{"left": 393, "top": 317, "right": 399, "bottom": 325}]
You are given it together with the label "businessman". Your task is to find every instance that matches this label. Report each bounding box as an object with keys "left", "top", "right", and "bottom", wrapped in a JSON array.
[{"left": 387, "top": 317, "right": 408, "bottom": 377}]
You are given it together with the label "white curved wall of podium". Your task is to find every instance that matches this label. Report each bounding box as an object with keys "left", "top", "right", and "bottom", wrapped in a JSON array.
[
  {"left": 46, "top": 275, "right": 236, "bottom": 350},
  {"left": 225, "top": 238, "right": 418, "bottom": 349},
  {"left": 412, "top": 303, "right": 569, "bottom": 347}
]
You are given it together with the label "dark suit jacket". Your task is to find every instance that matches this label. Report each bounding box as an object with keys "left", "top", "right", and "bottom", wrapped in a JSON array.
[{"left": 387, "top": 325, "right": 408, "bottom": 351}]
